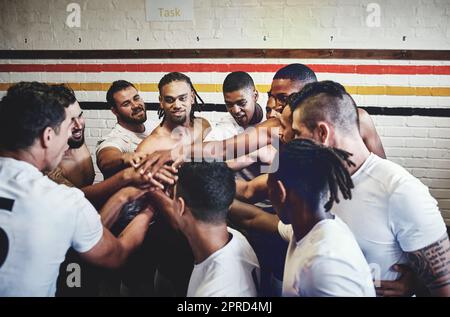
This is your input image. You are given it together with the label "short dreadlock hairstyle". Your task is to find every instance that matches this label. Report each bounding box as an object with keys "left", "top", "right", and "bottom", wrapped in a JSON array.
[
  {"left": 157, "top": 72, "right": 204, "bottom": 125},
  {"left": 273, "top": 138, "right": 355, "bottom": 212}
]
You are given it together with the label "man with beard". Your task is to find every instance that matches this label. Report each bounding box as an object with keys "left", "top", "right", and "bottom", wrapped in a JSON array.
[
  {"left": 45, "top": 85, "right": 157, "bottom": 297},
  {"left": 137, "top": 72, "right": 211, "bottom": 155},
  {"left": 96, "top": 80, "right": 155, "bottom": 179},
  {"left": 0, "top": 82, "right": 156, "bottom": 297},
  {"left": 47, "top": 85, "right": 156, "bottom": 209},
  {"left": 47, "top": 85, "right": 94, "bottom": 188},
  {"left": 135, "top": 72, "right": 212, "bottom": 297}
]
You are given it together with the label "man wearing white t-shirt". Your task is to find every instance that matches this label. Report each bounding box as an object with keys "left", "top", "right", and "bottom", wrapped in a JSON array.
[
  {"left": 96, "top": 80, "right": 155, "bottom": 179},
  {"left": 230, "top": 139, "right": 375, "bottom": 296},
  {"left": 289, "top": 81, "right": 450, "bottom": 296},
  {"left": 0, "top": 82, "right": 155, "bottom": 296},
  {"left": 148, "top": 162, "right": 260, "bottom": 297}
]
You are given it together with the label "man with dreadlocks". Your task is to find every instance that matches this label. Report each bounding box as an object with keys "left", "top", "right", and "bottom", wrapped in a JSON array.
[
  {"left": 290, "top": 81, "right": 450, "bottom": 297},
  {"left": 229, "top": 138, "right": 375, "bottom": 296},
  {"left": 136, "top": 72, "right": 211, "bottom": 156},
  {"left": 135, "top": 72, "right": 212, "bottom": 296}
]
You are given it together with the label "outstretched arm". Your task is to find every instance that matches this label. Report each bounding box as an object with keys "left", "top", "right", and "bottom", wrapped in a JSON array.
[
  {"left": 235, "top": 174, "right": 269, "bottom": 204},
  {"left": 228, "top": 199, "right": 279, "bottom": 235}
]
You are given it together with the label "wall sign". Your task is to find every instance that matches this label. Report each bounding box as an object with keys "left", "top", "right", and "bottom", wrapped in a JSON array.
[{"left": 146, "top": 0, "right": 194, "bottom": 22}]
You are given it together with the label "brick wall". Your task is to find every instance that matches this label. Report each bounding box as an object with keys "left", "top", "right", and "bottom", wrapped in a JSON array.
[
  {"left": 0, "top": 0, "right": 449, "bottom": 225},
  {"left": 1, "top": 0, "right": 449, "bottom": 49}
]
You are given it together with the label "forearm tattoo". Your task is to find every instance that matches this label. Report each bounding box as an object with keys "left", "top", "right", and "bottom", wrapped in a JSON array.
[{"left": 406, "top": 234, "right": 450, "bottom": 291}]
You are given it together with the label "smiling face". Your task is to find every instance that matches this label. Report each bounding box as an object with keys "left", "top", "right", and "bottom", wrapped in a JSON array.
[
  {"left": 224, "top": 87, "right": 257, "bottom": 128},
  {"left": 45, "top": 102, "right": 78, "bottom": 171},
  {"left": 67, "top": 101, "right": 85, "bottom": 149},
  {"left": 159, "top": 80, "right": 194, "bottom": 125},
  {"left": 112, "top": 86, "right": 147, "bottom": 125}
]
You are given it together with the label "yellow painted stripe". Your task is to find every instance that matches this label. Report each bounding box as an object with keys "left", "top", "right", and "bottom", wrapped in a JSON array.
[{"left": 1, "top": 83, "right": 450, "bottom": 96}]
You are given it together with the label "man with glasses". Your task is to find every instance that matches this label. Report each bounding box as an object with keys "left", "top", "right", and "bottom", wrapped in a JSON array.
[{"left": 265, "top": 63, "right": 385, "bottom": 158}]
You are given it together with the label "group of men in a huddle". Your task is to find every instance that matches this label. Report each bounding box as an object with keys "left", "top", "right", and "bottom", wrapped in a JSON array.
[{"left": 0, "top": 63, "right": 449, "bottom": 297}]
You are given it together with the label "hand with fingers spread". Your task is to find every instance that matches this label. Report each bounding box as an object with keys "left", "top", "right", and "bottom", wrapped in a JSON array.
[
  {"left": 138, "top": 149, "right": 184, "bottom": 181},
  {"left": 122, "top": 152, "right": 149, "bottom": 169},
  {"left": 376, "top": 264, "right": 416, "bottom": 297}
]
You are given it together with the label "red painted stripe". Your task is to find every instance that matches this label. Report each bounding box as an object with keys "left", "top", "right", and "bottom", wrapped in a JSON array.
[{"left": 1, "top": 63, "right": 450, "bottom": 75}]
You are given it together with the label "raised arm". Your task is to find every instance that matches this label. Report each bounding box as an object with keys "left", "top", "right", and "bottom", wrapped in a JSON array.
[
  {"left": 229, "top": 199, "right": 279, "bottom": 235},
  {"left": 358, "top": 108, "right": 386, "bottom": 159},
  {"left": 235, "top": 174, "right": 269, "bottom": 204},
  {"left": 97, "top": 147, "right": 147, "bottom": 179}
]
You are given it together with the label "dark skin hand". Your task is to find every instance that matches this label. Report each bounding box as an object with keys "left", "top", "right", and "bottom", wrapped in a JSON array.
[{"left": 376, "top": 264, "right": 416, "bottom": 297}]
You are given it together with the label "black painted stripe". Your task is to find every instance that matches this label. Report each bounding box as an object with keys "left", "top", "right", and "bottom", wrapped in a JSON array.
[
  {"left": 0, "top": 197, "right": 14, "bottom": 212},
  {"left": 1, "top": 49, "right": 450, "bottom": 60},
  {"left": 80, "top": 102, "right": 450, "bottom": 117}
]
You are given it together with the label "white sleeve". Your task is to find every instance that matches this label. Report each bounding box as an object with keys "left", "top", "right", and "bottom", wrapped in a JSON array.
[
  {"left": 277, "top": 221, "right": 293, "bottom": 242},
  {"left": 95, "top": 137, "right": 125, "bottom": 155},
  {"left": 389, "top": 178, "right": 447, "bottom": 252},
  {"left": 71, "top": 198, "right": 103, "bottom": 253},
  {"left": 300, "top": 257, "right": 373, "bottom": 297}
]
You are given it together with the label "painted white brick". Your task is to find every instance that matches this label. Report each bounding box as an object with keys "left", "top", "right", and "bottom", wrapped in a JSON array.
[
  {"left": 380, "top": 137, "right": 405, "bottom": 147},
  {"left": 424, "top": 170, "right": 450, "bottom": 179},
  {"left": 435, "top": 140, "right": 450, "bottom": 149},
  {"left": 430, "top": 189, "right": 450, "bottom": 199},
  {"left": 429, "top": 128, "right": 450, "bottom": 138},
  {"left": 85, "top": 119, "right": 107, "bottom": 128},
  {"left": 403, "top": 158, "right": 431, "bottom": 168},
  {"left": 99, "top": 111, "right": 116, "bottom": 119},
  {"left": 405, "top": 138, "right": 435, "bottom": 148},
  {"left": 384, "top": 127, "right": 428, "bottom": 138},
  {"left": 406, "top": 116, "right": 436, "bottom": 127},
  {"left": 375, "top": 117, "right": 407, "bottom": 126},
  {"left": 428, "top": 149, "right": 450, "bottom": 159},
  {"left": 424, "top": 179, "right": 450, "bottom": 189},
  {"left": 433, "top": 160, "right": 450, "bottom": 169},
  {"left": 90, "top": 129, "right": 101, "bottom": 137}
]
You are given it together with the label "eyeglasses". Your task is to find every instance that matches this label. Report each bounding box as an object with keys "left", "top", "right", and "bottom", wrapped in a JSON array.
[{"left": 267, "top": 91, "right": 289, "bottom": 104}]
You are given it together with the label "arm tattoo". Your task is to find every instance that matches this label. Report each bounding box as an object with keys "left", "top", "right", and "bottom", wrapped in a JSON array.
[{"left": 406, "top": 234, "right": 450, "bottom": 292}]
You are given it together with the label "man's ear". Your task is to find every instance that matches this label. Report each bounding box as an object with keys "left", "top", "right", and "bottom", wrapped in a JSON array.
[
  {"left": 316, "top": 122, "right": 331, "bottom": 146},
  {"left": 273, "top": 180, "right": 287, "bottom": 205},
  {"left": 254, "top": 89, "right": 259, "bottom": 102},
  {"left": 190, "top": 90, "right": 195, "bottom": 105},
  {"left": 159, "top": 95, "right": 164, "bottom": 109},
  {"left": 111, "top": 106, "right": 118, "bottom": 117},
  {"left": 41, "top": 127, "right": 54, "bottom": 149},
  {"left": 176, "top": 196, "right": 186, "bottom": 217}
]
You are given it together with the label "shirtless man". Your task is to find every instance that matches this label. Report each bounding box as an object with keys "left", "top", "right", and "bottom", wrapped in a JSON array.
[
  {"left": 136, "top": 72, "right": 213, "bottom": 296},
  {"left": 137, "top": 72, "right": 211, "bottom": 155}
]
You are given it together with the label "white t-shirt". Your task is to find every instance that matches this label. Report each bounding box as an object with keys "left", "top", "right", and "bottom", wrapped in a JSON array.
[
  {"left": 0, "top": 157, "right": 103, "bottom": 296},
  {"left": 96, "top": 120, "right": 153, "bottom": 155},
  {"left": 187, "top": 227, "right": 260, "bottom": 297},
  {"left": 204, "top": 115, "right": 244, "bottom": 142},
  {"left": 278, "top": 217, "right": 375, "bottom": 297},
  {"left": 333, "top": 153, "right": 447, "bottom": 281}
]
